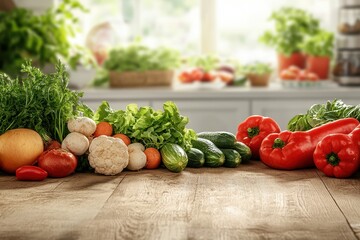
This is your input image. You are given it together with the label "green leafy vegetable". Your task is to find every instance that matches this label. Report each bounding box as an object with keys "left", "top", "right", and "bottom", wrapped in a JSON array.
[
  {"left": 103, "top": 40, "right": 181, "bottom": 72},
  {"left": 0, "top": 61, "right": 89, "bottom": 142},
  {"left": 93, "top": 101, "right": 196, "bottom": 151},
  {"left": 259, "top": 7, "right": 320, "bottom": 55},
  {"left": 288, "top": 99, "right": 360, "bottom": 131},
  {"left": 300, "top": 30, "right": 334, "bottom": 57}
]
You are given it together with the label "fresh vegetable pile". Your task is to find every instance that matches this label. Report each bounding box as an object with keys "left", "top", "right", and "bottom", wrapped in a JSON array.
[{"left": 0, "top": 64, "right": 359, "bottom": 181}]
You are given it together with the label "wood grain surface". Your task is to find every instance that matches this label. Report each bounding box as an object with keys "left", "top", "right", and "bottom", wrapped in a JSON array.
[{"left": 0, "top": 161, "right": 359, "bottom": 240}]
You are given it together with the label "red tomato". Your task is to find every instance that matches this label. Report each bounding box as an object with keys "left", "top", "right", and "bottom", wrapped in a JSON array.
[
  {"left": 296, "top": 70, "right": 308, "bottom": 81},
  {"left": 16, "top": 166, "right": 48, "bottom": 181},
  {"left": 307, "top": 72, "right": 320, "bottom": 81},
  {"left": 45, "top": 140, "right": 61, "bottom": 150},
  {"left": 38, "top": 149, "right": 77, "bottom": 178},
  {"left": 287, "top": 65, "right": 301, "bottom": 75},
  {"left": 202, "top": 72, "right": 216, "bottom": 82},
  {"left": 178, "top": 71, "right": 193, "bottom": 83},
  {"left": 190, "top": 68, "right": 204, "bottom": 81},
  {"left": 280, "top": 69, "right": 296, "bottom": 80}
]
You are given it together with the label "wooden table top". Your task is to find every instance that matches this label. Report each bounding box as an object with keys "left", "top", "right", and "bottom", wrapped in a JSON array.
[{"left": 0, "top": 161, "right": 359, "bottom": 240}]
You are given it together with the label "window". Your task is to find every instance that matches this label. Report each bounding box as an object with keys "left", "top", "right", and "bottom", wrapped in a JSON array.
[{"left": 77, "top": 0, "right": 336, "bottom": 63}]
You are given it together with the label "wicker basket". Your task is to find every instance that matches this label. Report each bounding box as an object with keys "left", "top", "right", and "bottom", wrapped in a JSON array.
[{"left": 109, "top": 70, "right": 174, "bottom": 88}]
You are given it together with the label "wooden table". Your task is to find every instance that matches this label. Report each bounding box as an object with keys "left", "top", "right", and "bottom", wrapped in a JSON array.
[{"left": 0, "top": 161, "right": 359, "bottom": 240}]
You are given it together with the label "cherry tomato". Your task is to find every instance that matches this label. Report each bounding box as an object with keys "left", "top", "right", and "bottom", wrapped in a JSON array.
[
  {"left": 38, "top": 149, "right": 77, "bottom": 178},
  {"left": 190, "top": 68, "right": 204, "bottom": 81},
  {"left": 178, "top": 71, "right": 193, "bottom": 83},
  {"left": 280, "top": 69, "right": 296, "bottom": 80},
  {"left": 202, "top": 72, "right": 216, "bottom": 82},
  {"left": 287, "top": 65, "right": 301, "bottom": 75},
  {"left": 296, "top": 70, "right": 308, "bottom": 81},
  {"left": 307, "top": 72, "right": 320, "bottom": 81},
  {"left": 16, "top": 166, "right": 48, "bottom": 181}
]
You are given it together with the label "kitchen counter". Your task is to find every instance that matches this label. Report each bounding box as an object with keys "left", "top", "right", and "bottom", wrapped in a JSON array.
[
  {"left": 82, "top": 83, "right": 360, "bottom": 100},
  {"left": 0, "top": 161, "right": 359, "bottom": 240}
]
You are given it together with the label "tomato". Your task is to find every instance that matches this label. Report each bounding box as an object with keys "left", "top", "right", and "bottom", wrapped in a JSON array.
[
  {"left": 178, "top": 71, "right": 193, "bottom": 83},
  {"left": 287, "top": 65, "right": 301, "bottom": 75},
  {"left": 38, "top": 149, "right": 77, "bottom": 178},
  {"left": 202, "top": 72, "right": 216, "bottom": 82},
  {"left": 296, "top": 70, "right": 308, "bottom": 81},
  {"left": 190, "top": 68, "right": 204, "bottom": 81},
  {"left": 16, "top": 166, "right": 48, "bottom": 181},
  {"left": 280, "top": 69, "right": 296, "bottom": 80},
  {"left": 307, "top": 72, "right": 320, "bottom": 81},
  {"left": 45, "top": 140, "right": 61, "bottom": 150}
]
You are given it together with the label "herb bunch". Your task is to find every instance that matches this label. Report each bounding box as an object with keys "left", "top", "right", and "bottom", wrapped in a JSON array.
[{"left": 0, "top": 61, "right": 88, "bottom": 142}]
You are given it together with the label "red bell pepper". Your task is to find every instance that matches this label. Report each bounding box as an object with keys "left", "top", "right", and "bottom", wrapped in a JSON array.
[
  {"left": 313, "top": 133, "right": 359, "bottom": 178},
  {"left": 259, "top": 118, "right": 359, "bottom": 170},
  {"left": 236, "top": 115, "right": 280, "bottom": 159}
]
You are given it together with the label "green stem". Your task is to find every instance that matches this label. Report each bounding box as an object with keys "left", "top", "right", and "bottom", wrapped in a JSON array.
[
  {"left": 326, "top": 152, "right": 340, "bottom": 166},
  {"left": 247, "top": 127, "right": 260, "bottom": 138},
  {"left": 273, "top": 138, "right": 285, "bottom": 149}
]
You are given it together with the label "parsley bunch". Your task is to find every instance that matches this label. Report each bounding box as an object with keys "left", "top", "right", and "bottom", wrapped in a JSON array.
[{"left": 0, "top": 61, "right": 89, "bottom": 142}]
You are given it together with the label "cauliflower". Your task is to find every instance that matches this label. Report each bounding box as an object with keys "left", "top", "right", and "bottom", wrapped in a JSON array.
[{"left": 88, "top": 136, "right": 129, "bottom": 175}]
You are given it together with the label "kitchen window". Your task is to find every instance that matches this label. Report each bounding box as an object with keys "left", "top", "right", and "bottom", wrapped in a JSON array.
[{"left": 79, "top": 0, "right": 337, "bottom": 63}]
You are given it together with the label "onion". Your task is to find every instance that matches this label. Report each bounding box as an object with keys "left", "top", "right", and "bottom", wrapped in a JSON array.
[{"left": 0, "top": 128, "right": 44, "bottom": 174}]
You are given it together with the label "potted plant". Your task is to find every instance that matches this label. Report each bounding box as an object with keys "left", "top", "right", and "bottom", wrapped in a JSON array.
[
  {"left": 241, "top": 62, "right": 273, "bottom": 87},
  {"left": 0, "top": 0, "right": 88, "bottom": 76},
  {"left": 259, "top": 7, "right": 320, "bottom": 74},
  {"left": 103, "top": 40, "right": 181, "bottom": 87},
  {"left": 300, "top": 30, "right": 334, "bottom": 80}
]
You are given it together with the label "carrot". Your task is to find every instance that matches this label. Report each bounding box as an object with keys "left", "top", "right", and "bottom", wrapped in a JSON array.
[
  {"left": 93, "top": 122, "right": 113, "bottom": 137},
  {"left": 113, "top": 133, "right": 131, "bottom": 145},
  {"left": 144, "top": 148, "right": 162, "bottom": 169}
]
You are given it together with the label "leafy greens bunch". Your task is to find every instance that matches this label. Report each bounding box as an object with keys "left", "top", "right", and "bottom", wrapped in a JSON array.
[
  {"left": 288, "top": 99, "right": 360, "bottom": 131},
  {"left": 0, "top": 61, "right": 89, "bottom": 142},
  {"left": 93, "top": 101, "right": 196, "bottom": 151}
]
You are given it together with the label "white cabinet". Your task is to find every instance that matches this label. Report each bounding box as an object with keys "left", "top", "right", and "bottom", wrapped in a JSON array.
[
  {"left": 152, "top": 100, "right": 250, "bottom": 133},
  {"left": 84, "top": 100, "right": 150, "bottom": 111}
]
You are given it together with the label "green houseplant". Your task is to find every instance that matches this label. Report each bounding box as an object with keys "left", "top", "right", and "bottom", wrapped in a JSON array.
[
  {"left": 241, "top": 62, "right": 273, "bottom": 87},
  {"left": 300, "top": 30, "right": 334, "bottom": 79},
  {"left": 0, "top": 0, "right": 88, "bottom": 75},
  {"left": 259, "top": 7, "right": 320, "bottom": 73}
]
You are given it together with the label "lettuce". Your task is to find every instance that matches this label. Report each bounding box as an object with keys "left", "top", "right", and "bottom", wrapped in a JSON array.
[{"left": 94, "top": 101, "right": 196, "bottom": 151}]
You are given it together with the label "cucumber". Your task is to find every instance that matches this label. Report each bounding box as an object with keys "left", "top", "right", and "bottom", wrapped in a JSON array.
[
  {"left": 221, "top": 149, "right": 241, "bottom": 168},
  {"left": 160, "top": 143, "right": 188, "bottom": 173},
  {"left": 233, "top": 142, "right": 252, "bottom": 162},
  {"left": 191, "top": 138, "right": 225, "bottom": 167},
  {"left": 186, "top": 148, "right": 205, "bottom": 168},
  {"left": 197, "top": 131, "right": 236, "bottom": 148}
]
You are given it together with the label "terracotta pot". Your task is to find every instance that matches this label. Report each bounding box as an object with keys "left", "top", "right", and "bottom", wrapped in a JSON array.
[
  {"left": 277, "top": 52, "right": 306, "bottom": 74},
  {"left": 306, "top": 56, "right": 330, "bottom": 80},
  {"left": 247, "top": 73, "right": 271, "bottom": 87}
]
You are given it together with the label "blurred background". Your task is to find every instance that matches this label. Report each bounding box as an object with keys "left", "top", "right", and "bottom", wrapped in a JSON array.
[{"left": 0, "top": 0, "right": 348, "bottom": 88}]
